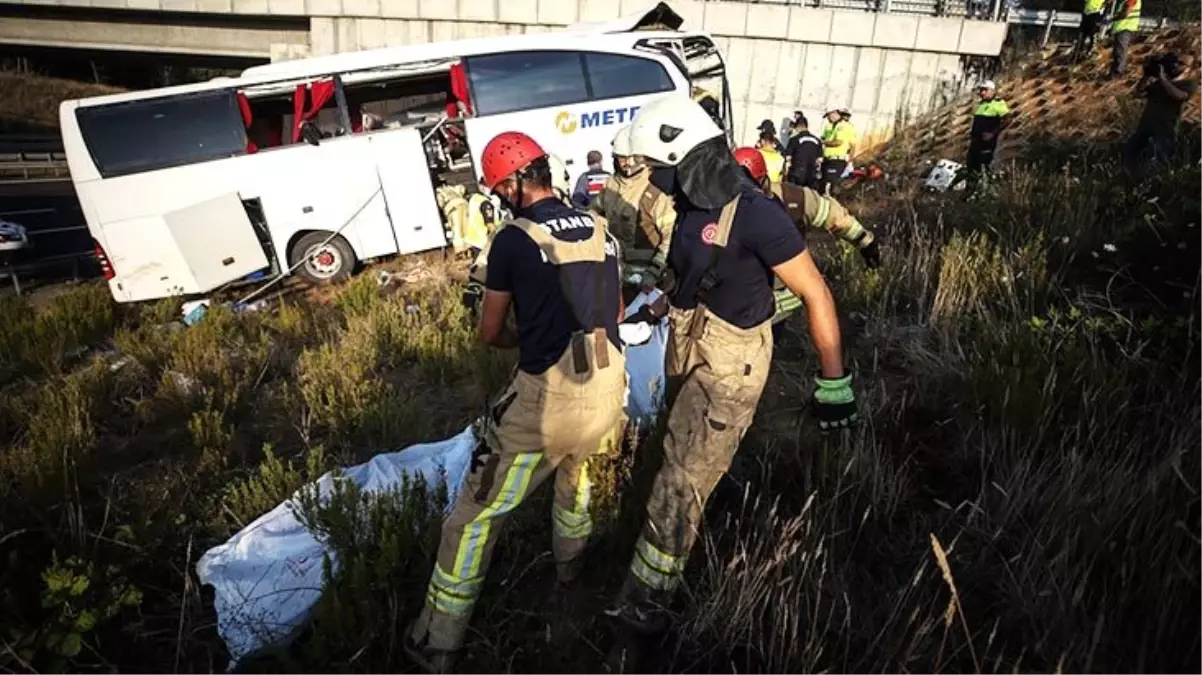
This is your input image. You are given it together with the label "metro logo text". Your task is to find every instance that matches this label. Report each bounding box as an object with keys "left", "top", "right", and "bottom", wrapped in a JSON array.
[{"left": 556, "top": 105, "right": 642, "bottom": 134}]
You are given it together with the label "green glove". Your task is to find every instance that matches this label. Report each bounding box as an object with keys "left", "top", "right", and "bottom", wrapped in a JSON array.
[{"left": 812, "top": 373, "right": 858, "bottom": 432}]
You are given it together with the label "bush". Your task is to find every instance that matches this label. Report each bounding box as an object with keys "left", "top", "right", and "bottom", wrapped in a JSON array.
[{"left": 0, "top": 284, "right": 114, "bottom": 382}]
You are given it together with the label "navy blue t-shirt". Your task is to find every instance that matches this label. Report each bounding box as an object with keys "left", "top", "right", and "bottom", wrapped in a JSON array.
[
  {"left": 485, "top": 198, "right": 622, "bottom": 375},
  {"left": 667, "top": 186, "right": 806, "bottom": 328}
]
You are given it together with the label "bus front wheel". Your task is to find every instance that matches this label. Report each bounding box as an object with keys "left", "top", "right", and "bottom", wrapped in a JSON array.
[{"left": 290, "top": 232, "right": 356, "bottom": 286}]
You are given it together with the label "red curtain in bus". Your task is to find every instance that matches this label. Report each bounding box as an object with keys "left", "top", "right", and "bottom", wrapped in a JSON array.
[
  {"left": 235, "top": 92, "right": 257, "bottom": 154},
  {"left": 291, "top": 79, "right": 336, "bottom": 143},
  {"left": 446, "top": 62, "right": 472, "bottom": 118}
]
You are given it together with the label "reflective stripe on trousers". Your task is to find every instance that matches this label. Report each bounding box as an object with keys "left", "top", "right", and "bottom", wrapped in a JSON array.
[
  {"left": 623, "top": 305, "right": 773, "bottom": 601},
  {"left": 410, "top": 338, "right": 626, "bottom": 653}
]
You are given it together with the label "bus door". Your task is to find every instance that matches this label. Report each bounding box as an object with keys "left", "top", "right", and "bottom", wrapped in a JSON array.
[
  {"left": 245, "top": 77, "right": 398, "bottom": 262},
  {"left": 460, "top": 49, "right": 686, "bottom": 203},
  {"left": 338, "top": 61, "right": 462, "bottom": 255},
  {"left": 638, "top": 36, "right": 734, "bottom": 145}
]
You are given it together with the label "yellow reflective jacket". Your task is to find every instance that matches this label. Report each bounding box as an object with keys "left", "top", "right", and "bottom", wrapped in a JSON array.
[
  {"left": 1111, "top": 0, "right": 1140, "bottom": 32},
  {"left": 821, "top": 120, "right": 857, "bottom": 159}
]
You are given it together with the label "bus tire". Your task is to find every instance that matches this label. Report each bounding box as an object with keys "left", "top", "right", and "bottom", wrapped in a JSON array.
[{"left": 290, "top": 232, "right": 356, "bottom": 285}]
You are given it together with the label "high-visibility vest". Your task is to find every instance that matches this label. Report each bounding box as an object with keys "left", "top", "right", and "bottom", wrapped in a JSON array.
[
  {"left": 464, "top": 193, "right": 493, "bottom": 251},
  {"left": 821, "top": 120, "right": 856, "bottom": 160},
  {"left": 973, "top": 99, "right": 1010, "bottom": 118},
  {"left": 1112, "top": 0, "right": 1140, "bottom": 32},
  {"left": 759, "top": 148, "right": 785, "bottom": 184},
  {"left": 1084, "top": 0, "right": 1104, "bottom": 14}
]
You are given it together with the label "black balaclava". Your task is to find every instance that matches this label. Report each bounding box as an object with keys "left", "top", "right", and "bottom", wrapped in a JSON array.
[{"left": 673, "top": 136, "right": 744, "bottom": 210}]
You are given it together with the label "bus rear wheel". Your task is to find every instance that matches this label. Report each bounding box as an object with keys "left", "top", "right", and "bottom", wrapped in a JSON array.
[{"left": 290, "top": 232, "right": 356, "bottom": 285}]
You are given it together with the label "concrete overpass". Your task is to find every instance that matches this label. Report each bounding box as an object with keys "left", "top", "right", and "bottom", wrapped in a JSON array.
[{"left": 0, "top": 0, "right": 1012, "bottom": 142}]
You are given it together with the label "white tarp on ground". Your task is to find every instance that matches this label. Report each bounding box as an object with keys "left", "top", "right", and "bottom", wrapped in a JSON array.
[{"left": 196, "top": 291, "right": 668, "bottom": 668}]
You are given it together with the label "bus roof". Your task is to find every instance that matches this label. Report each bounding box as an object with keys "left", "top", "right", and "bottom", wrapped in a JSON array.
[{"left": 240, "top": 28, "right": 694, "bottom": 81}]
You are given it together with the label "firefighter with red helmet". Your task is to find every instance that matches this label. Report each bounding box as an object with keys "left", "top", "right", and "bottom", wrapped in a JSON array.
[
  {"left": 733, "top": 146, "right": 880, "bottom": 324},
  {"left": 408, "top": 131, "right": 627, "bottom": 672}
]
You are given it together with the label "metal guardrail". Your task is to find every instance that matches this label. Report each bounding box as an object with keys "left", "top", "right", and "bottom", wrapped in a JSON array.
[
  {"left": 0, "top": 152, "right": 70, "bottom": 182},
  {"left": 1, "top": 249, "right": 97, "bottom": 296},
  {"left": 766, "top": 0, "right": 1170, "bottom": 31}
]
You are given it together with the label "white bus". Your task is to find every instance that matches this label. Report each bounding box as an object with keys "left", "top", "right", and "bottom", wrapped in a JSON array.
[{"left": 59, "top": 3, "right": 733, "bottom": 303}]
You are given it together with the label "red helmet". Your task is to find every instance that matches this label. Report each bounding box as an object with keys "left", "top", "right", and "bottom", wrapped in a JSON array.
[
  {"left": 733, "top": 146, "right": 768, "bottom": 182},
  {"left": 480, "top": 131, "right": 547, "bottom": 189}
]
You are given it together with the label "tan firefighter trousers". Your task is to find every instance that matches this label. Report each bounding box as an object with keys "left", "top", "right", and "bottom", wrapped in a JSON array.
[
  {"left": 624, "top": 305, "right": 773, "bottom": 599},
  {"left": 410, "top": 335, "right": 627, "bottom": 653}
]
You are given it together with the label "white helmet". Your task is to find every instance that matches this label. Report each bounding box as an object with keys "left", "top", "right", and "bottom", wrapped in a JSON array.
[
  {"left": 611, "top": 124, "right": 634, "bottom": 157},
  {"left": 977, "top": 79, "right": 997, "bottom": 91},
  {"left": 825, "top": 103, "right": 849, "bottom": 115},
  {"left": 628, "top": 94, "right": 723, "bottom": 166},
  {"left": 547, "top": 153, "right": 571, "bottom": 198}
]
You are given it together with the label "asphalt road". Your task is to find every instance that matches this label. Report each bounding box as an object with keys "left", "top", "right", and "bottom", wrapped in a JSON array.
[{"left": 0, "top": 179, "right": 99, "bottom": 290}]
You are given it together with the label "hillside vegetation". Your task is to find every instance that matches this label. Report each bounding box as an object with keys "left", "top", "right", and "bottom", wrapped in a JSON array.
[
  {"left": 0, "top": 72, "right": 123, "bottom": 134},
  {"left": 0, "top": 33, "right": 1199, "bottom": 674}
]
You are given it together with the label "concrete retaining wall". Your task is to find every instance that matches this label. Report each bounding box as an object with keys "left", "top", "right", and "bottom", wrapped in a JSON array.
[{"left": 302, "top": 1, "right": 1006, "bottom": 145}]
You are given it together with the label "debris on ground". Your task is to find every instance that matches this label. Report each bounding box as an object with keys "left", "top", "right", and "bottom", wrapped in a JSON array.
[
  {"left": 923, "top": 159, "right": 966, "bottom": 193},
  {"left": 181, "top": 299, "right": 210, "bottom": 327}
]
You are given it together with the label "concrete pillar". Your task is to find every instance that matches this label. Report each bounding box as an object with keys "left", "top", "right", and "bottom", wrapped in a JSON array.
[
  {"left": 872, "top": 14, "right": 919, "bottom": 50},
  {"left": 418, "top": 0, "right": 458, "bottom": 21},
  {"left": 232, "top": 0, "right": 268, "bottom": 13},
  {"left": 830, "top": 11, "right": 875, "bottom": 47},
  {"left": 457, "top": 0, "right": 496, "bottom": 22},
  {"left": 306, "top": 0, "right": 341, "bottom": 15},
  {"left": 344, "top": 0, "right": 380, "bottom": 16},
  {"left": 267, "top": 0, "right": 303, "bottom": 15},
  {"left": 829, "top": 45, "right": 857, "bottom": 109},
  {"left": 382, "top": 18, "right": 410, "bottom": 46},
  {"left": 335, "top": 16, "right": 357, "bottom": 50},
  {"left": 537, "top": 0, "right": 576, "bottom": 25},
  {"left": 357, "top": 17, "right": 386, "bottom": 48},
  {"left": 906, "top": 51, "right": 939, "bottom": 115},
  {"left": 850, "top": 47, "right": 883, "bottom": 114},
  {"left": 498, "top": 0, "right": 537, "bottom": 24},
  {"left": 724, "top": 37, "right": 756, "bottom": 105},
  {"left": 578, "top": 0, "right": 621, "bottom": 23},
  {"left": 671, "top": 0, "right": 705, "bottom": 30},
  {"left": 311, "top": 16, "right": 337, "bottom": 54},
  {"left": 774, "top": 41, "right": 805, "bottom": 111},
  {"left": 788, "top": 7, "right": 833, "bottom": 42},
  {"left": 875, "top": 49, "right": 913, "bottom": 120},
  {"left": 703, "top": 1, "right": 748, "bottom": 37},
  {"left": 747, "top": 38, "right": 782, "bottom": 104},
  {"left": 799, "top": 43, "right": 832, "bottom": 109},
  {"left": 379, "top": 0, "right": 417, "bottom": 18},
  {"left": 746, "top": 3, "right": 788, "bottom": 39},
  {"left": 916, "top": 16, "right": 963, "bottom": 53}
]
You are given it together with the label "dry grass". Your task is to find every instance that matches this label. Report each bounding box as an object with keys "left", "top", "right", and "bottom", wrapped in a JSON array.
[
  {"left": 0, "top": 50, "right": 1199, "bottom": 674},
  {"left": 0, "top": 71, "right": 123, "bottom": 132}
]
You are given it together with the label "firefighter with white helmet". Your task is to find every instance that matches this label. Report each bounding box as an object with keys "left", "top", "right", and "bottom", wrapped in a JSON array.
[
  {"left": 547, "top": 153, "right": 573, "bottom": 205},
  {"left": 410, "top": 131, "right": 626, "bottom": 671},
  {"left": 590, "top": 124, "right": 677, "bottom": 304},
  {"left": 608, "top": 94, "right": 858, "bottom": 640}
]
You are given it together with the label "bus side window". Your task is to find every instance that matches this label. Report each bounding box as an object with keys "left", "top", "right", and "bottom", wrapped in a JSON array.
[
  {"left": 581, "top": 52, "right": 675, "bottom": 102},
  {"left": 76, "top": 90, "right": 248, "bottom": 178},
  {"left": 342, "top": 70, "right": 456, "bottom": 133},
  {"left": 464, "top": 51, "right": 589, "bottom": 116}
]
